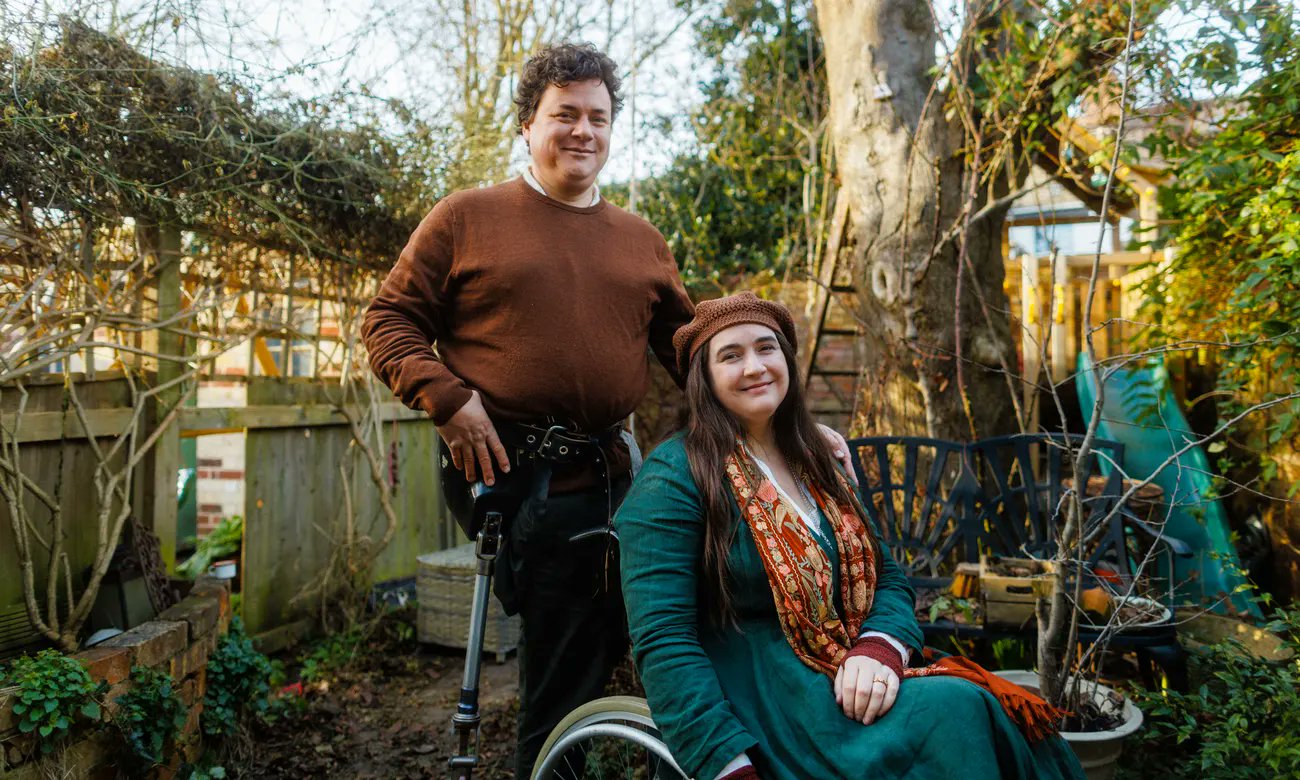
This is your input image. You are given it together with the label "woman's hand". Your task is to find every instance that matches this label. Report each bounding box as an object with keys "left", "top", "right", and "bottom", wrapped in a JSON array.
[{"left": 835, "top": 655, "right": 900, "bottom": 725}]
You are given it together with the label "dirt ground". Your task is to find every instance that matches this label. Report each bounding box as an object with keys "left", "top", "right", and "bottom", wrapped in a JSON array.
[
  {"left": 238, "top": 612, "right": 644, "bottom": 780},
  {"left": 244, "top": 631, "right": 523, "bottom": 778}
]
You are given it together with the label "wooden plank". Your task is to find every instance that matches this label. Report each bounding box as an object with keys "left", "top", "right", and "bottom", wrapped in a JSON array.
[
  {"left": 0, "top": 407, "right": 137, "bottom": 443},
  {"left": 1003, "top": 251, "right": 1149, "bottom": 274},
  {"left": 0, "top": 381, "right": 130, "bottom": 653},
  {"left": 135, "top": 223, "right": 184, "bottom": 571},
  {"left": 1, "top": 403, "right": 422, "bottom": 442},
  {"left": 1049, "top": 251, "right": 1069, "bottom": 383},
  {"left": 1018, "top": 254, "right": 1042, "bottom": 419},
  {"left": 181, "top": 403, "right": 423, "bottom": 433},
  {"left": 242, "top": 415, "right": 448, "bottom": 636}
]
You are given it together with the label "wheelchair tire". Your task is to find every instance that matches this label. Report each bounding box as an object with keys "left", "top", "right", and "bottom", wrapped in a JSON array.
[{"left": 531, "top": 695, "right": 690, "bottom": 779}]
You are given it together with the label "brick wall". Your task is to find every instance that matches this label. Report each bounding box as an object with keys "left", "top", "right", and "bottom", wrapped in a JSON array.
[
  {"left": 195, "top": 382, "right": 247, "bottom": 538},
  {"left": 0, "top": 576, "right": 232, "bottom": 779}
]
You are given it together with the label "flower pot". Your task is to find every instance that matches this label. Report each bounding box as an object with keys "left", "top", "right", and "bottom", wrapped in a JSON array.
[
  {"left": 209, "top": 560, "right": 237, "bottom": 580},
  {"left": 994, "top": 670, "right": 1143, "bottom": 780},
  {"left": 1079, "top": 595, "right": 1172, "bottom": 631}
]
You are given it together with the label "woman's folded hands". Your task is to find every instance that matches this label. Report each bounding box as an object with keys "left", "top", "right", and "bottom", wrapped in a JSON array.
[{"left": 834, "top": 636, "right": 904, "bottom": 725}]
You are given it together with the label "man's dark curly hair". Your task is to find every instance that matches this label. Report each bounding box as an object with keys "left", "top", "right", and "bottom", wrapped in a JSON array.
[{"left": 514, "top": 43, "right": 624, "bottom": 130}]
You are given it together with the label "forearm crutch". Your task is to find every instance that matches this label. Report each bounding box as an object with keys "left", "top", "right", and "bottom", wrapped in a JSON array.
[{"left": 448, "top": 511, "right": 503, "bottom": 780}]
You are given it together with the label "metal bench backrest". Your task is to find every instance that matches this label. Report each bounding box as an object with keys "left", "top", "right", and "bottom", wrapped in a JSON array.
[
  {"left": 848, "top": 433, "right": 1131, "bottom": 586},
  {"left": 848, "top": 436, "right": 982, "bottom": 586},
  {"left": 967, "top": 433, "right": 1125, "bottom": 560}
]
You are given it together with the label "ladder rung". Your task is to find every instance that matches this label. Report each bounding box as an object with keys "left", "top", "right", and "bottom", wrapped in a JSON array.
[
  {"left": 809, "top": 369, "right": 859, "bottom": 377},
  {"left": 830, "top": 284, "right": 856, "bottom": 293},
  {"left": 819, "top": 327, "right": 860, "bottom": 336}
]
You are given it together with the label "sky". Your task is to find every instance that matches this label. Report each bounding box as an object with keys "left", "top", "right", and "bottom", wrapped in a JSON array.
[{"left": 1, "top": 0, "right": 705, "bottom": 183}]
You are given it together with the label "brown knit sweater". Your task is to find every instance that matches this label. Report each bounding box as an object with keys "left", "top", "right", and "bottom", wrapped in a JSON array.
[{"left": 362, "top": 177, "right": 694, "bottom": 434}]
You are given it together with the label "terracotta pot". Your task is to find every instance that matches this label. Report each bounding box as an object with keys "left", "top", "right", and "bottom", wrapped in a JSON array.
[{"left": 994, "top": 670, "right": 1143, "bottom": 780}]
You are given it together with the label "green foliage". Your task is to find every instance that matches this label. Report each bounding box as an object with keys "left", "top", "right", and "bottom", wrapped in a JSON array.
[
  {"left": 624, "top": 0, "right": 830, "bottom": 286},
  {"left": 181, "top": 764, "right": 228, "bottom": 780},
  {"left": 201, "top": 617, "right": 273, "bottom": 738},
  {"left": 990, "top": 638, "right": 1035, "bottom": 670},
  {"left": 0, "top": 649, "right": 106, "bottom": 754},
  {"left": 927, "top": 595, "right": 978, "bottom": 624},
  {"left": 1120, "top": 606, "right": 1300, "bottom": 779},
  {"left": 178, "top": 515, "right": 244, "bottom": 580},
  {"left": 1139, "top": 3, "right": 1300, "bottom": 452},
  {"left": 299, "top": 625, "right": 366, "bottom": 683},
  {"left": 113, "top": 666, "right": 187, "bottom": 769}
]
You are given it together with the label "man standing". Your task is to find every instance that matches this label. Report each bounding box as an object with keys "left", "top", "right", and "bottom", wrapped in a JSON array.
[{"left": 362, "top": 44, "right": 694, "bottom": 775}]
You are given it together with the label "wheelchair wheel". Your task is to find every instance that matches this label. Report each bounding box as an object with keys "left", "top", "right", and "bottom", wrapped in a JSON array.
[{"left": 532, "top": 695, "right": 690, "bottom": 779}]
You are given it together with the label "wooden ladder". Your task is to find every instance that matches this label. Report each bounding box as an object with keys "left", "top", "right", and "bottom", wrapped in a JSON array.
[{"left": 800, "top": 196, "right": 862, "bottom": 433}]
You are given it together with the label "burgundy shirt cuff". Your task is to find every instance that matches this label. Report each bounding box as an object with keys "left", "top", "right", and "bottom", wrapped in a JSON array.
[{"left": 843, "top": 636, "right": 905, "bottom": 679}]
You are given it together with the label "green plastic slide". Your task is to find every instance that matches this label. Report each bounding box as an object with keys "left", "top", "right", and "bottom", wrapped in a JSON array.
[{"left": 1075, "top": 353, "right": 1260, "bottom": 616}]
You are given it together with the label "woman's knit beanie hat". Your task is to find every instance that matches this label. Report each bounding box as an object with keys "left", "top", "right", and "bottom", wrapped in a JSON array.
[{"left": 673, "top": 291, "right": 799, "bottom": 378}]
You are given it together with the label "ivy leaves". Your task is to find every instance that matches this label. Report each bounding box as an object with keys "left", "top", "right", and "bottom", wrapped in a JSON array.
[
  {"left": 114, "top": 666, "right": 188, "bottom": 769},
  {"left": 2, "top": 649, "right": 106, "bottom": 754}
]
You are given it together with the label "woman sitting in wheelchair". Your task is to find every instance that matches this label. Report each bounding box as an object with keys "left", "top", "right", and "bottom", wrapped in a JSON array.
[{"left": 615, "top": 293, "right": 1084, "bottom": 780}]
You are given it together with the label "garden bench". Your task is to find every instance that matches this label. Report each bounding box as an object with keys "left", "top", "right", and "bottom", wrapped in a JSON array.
[{"left": 846, "top": 433, "right": 1193, "bottom": 689}]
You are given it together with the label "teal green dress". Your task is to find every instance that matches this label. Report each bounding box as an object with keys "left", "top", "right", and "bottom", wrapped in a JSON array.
[{"left": 615, "top": 435, "right": 1084, "bottom": 780}]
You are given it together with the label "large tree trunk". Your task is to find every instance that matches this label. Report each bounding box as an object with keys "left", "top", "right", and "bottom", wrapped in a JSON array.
[{"left": 815, "top": 0, "right": 1019, "bottom": 440}]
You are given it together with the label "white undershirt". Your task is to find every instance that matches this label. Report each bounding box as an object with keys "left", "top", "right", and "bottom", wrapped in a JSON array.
[{"left": 522, "top": 166, "right": 600, "bottom": 206}]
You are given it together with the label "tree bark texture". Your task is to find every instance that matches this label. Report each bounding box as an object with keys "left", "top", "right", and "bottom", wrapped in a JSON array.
[{"left": 815, "top": 0, "right": 1019, "bottom": 440}]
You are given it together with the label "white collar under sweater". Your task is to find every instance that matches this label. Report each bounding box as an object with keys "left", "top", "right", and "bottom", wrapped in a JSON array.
[{"left": 522, "top": 167, "right": 601, "bottom": 206}]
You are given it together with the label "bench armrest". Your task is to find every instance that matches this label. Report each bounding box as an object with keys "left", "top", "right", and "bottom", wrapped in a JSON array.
[{"left": 1120, "top": 508, "right": 1194, "bottom": 558}]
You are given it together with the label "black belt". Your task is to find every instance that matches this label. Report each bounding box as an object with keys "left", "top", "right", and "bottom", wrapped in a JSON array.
[{"left": 496, "top": 420, "right": 623, "bottom": 464}]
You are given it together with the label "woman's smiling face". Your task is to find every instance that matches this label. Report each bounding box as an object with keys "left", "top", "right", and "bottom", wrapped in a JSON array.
[{"left": 706, "top": 322, "right": 790, "bottom": 431}]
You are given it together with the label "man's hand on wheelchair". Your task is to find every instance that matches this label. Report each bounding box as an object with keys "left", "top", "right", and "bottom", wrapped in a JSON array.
[
  {"left": 438, "top": 390, "right": 511, "bottom": 486},
  {"left": 816, "top": 423, "right": 858, "bottom": 485}
]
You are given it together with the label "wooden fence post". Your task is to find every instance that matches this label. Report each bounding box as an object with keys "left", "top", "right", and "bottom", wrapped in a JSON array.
[{"left": 134, "top": 222, "right": 184, "bottom": 571}]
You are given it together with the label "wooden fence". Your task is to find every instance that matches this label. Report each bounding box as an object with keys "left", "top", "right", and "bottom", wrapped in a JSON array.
[
  {"left": 1004, "top": 249, "right": 1159, "bottom": 412},
  {"left": 1, "top": 370, "right": 458, "bottom": 654}
]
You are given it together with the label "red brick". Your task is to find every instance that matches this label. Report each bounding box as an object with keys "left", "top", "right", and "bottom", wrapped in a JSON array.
[
  {"left": 168, "top": 636, "right": 213, "bottom": 680},
  {"left": 193, "top": 668, "right": 206, "bottom": 700},
  {"left": 215, "top": 470, "right": 243, "bottom": 480},
  {"left": 180, "top": 703, "right": 201, "bottom": 738},
  {"left": 177, "top": 678, "right": 199, "bottom": 707},
  {"left": 103, "top": 679, "right": 133, "bottom": 717},
  {"left": 198, "top": 502, "right": 222, "bottom": 512},
  {"left": 0, "top": 686, "right": 17, "bottom": 732},
  {"left": 5, "top": 731, "right": 35, "bottom": 765},
  {"left": 197, "top": 458, "right": 222, "bottom": 467},
  {"left": 100, "top": 620, "right": 188, "bottom": 669},
  {"left": 157, "top": 596, "right": 220, "bottom": 641},
  {"left": 76, "top": 645, "right": 132, "bottom": 685}
]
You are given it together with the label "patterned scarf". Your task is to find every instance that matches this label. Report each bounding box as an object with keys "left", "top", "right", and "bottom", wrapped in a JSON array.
[{"left": 726, "top": 444, "right": 1068, "bottom": 742}]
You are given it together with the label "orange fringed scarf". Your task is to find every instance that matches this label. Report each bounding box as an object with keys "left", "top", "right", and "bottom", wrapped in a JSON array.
[{"left": 725, "top": 445, "right": 1068, "bottom": 742}]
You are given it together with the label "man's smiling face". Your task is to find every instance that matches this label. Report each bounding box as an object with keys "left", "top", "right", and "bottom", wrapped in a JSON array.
[{"left": 522, "top": 78, "right": 612, "bottom": 199}]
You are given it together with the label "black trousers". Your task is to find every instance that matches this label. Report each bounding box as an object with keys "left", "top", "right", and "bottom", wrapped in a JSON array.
[{"left": 505, "top": 476, "right": 631, "bottom": 778}]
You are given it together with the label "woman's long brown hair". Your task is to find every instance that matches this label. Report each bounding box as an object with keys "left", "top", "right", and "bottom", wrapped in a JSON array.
[{"left": 683, "top": 330, "right": 879, "bottom": 626}]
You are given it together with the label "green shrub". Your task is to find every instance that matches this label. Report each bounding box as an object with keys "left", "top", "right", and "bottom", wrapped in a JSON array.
[
  {"left": 178, "top": 515, "right": 243, "bottom": 579},
  {"left": 113, "top": 665, "right": 187, "bottom": 768},
  {"left": 1120, "top": 606, "right": 1300, "bottom": 778},
  {"left": 201, "top": 617, "right": 272, "bottom": 737},
  {"left": 298, "top": 626, "right": 365, "bottom": 683},
  {"left": 0, "top": 649, "right": 106, "bottom": 754}
]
